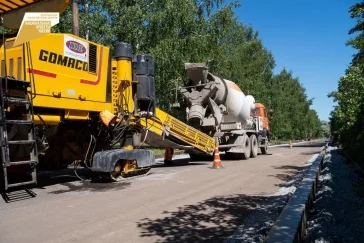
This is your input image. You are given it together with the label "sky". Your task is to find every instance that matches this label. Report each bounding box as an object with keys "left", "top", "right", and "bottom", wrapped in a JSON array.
[{"left": 231, "top": 0, "right": 358, "bottom": 121}]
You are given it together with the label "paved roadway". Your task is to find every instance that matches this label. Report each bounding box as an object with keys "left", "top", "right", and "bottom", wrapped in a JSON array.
[{"left": 0, "top": 140, "right": 326, "bottom": 243}]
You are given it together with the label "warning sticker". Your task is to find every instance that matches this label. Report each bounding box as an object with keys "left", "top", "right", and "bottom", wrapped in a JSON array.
[
  {"left": 13, "top": 12, "right": 59, "bottom": 47},
  {"left": 64, "top": 35, "right": 89, "bottom": 62}
]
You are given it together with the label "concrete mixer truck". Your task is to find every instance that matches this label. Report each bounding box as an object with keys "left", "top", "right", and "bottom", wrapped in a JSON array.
[{"left": 178, "top": 62, "right": 271, "bottom": 161}]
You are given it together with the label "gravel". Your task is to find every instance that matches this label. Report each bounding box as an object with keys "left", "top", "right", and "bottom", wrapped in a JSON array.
[
  {"left": 304, "top": 146, "right": 364, "bottom": 242},
  {"left": 222, "top": 195, "right": 288, "bottom": 243}
]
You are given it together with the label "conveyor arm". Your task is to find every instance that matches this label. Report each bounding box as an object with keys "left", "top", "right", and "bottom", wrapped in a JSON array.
[{"left": 139, "top": 108, "right": 215, "bottom": 155}]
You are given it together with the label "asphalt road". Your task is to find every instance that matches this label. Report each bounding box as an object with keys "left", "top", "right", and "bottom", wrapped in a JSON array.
[{"left": 0, "top": 140, "right": 326, "bottom": 243}]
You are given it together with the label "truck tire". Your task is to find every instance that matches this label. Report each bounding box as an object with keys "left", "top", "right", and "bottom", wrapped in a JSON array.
[
  {"left": 242, "top": 134, "right": 251, "bottom": 160},
  {"left": 226, "top": 134, "right": 251, "bottom": 160},
  {"left": 261, "top": 141, "right": 268, "bottom": 155},
  {"left": 250, "top": 134, "right": 258, "bottom": 158}
]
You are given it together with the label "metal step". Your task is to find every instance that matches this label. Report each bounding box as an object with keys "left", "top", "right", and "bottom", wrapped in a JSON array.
[
  {"left": 9, "top": 160, "right": 37, "bottom": 166},
  {"left": 1, "top": 77, "right": 30, "bottom": 91},
  {"left": 3, "top": 97, "right": 30, "bottom": 105},
  {"left": 7, "top": 180, "right": 36, "bottom": 188},
  {"left": 8, "top": 139, "right": 35, "bottom": 145},
  {"left": 5, "top": 120, "right": 33, "bottom": 125},
  {"left": 0, "top": 75, "right": 38, "bottom": 191},
  {"left": 0, "top": 74, "right": 37, "bottom": 192}
]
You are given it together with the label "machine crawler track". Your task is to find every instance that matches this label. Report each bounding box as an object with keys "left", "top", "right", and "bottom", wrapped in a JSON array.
[
  {"left": 93, "top": 167, "right": 152, "bottom": 182},
  {"left": 110, "top": 166, "right": 152, "bottom": 181},
  {"left": 90, "top": 149, "right": 155, "bottom": 182}
]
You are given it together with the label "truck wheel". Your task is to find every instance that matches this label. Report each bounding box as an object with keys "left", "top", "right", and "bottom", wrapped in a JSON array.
[
  {"left": 226, "top": 134, "right": 251, "bottom": 160},
  {"left": 241, "top": 134, "right": 251, "bottom": 160},
  {"left": 261, "top": 142, "right": 268, "bottom": 155},
  {"left": 250, "top": 135, "right": 258, "bottom": 158}
]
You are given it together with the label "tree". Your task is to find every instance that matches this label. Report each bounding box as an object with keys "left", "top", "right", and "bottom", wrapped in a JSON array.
[
  {"left": 328, "top": 0, "right": 364, "bottom": 165},
  {"left": 41, "top": 0, "right": 322, "bottom": 141},
  {"left": 347, "top": 1, "right": 364, "bottom": 67}
]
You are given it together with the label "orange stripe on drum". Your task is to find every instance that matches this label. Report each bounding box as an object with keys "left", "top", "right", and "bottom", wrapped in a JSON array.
[{"left": 225, "top": 80, "right": 242, "bottom": 92}]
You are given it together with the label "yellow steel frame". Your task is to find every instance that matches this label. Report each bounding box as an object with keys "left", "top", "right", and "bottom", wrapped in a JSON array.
[
  {"left": 139, "top": 108, "right": 215, "bottom": 155},
  {"left": 116, "top": 55, "right": 134, "bottom": 114},
  {"left": 0, "top": 33, "right": 114, "bottom": 124}
]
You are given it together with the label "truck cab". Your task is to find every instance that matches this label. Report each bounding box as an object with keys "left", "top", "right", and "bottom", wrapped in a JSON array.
[
  {"left": 252, "top": 103, "right": 269, "bottom": 130},
  {"left": 251, "top": 103, "right": 272, "bottom": 142}
]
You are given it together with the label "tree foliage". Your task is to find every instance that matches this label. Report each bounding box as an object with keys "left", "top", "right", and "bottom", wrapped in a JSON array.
[
  {"left": 328, "top": 0, "right": 364, "bottom": 162},
  {"left": 51, "top": 0, "right": 322, "bottom": 140}
]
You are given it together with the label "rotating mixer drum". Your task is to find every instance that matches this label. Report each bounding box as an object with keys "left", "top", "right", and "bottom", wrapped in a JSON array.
[
  {"left": 181, "top": 62, "right": 255, "bottom": 128},
  {"left": 221, "top": 79, "right": 255, "bottom": 126}
]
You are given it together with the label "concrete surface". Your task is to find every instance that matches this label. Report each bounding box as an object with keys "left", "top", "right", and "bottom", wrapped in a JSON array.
[{"left": 0, "top": 140, "right": 325, "bottom": 243}]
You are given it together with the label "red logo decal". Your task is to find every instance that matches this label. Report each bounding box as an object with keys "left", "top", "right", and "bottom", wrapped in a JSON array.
[{"left": 66, "top": 40, "right": 86, "bottom": 54}]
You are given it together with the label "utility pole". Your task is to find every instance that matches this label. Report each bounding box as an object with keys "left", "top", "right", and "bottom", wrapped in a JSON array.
[{"left": 72, "top": 0, "right": 79, "bottom": 36}]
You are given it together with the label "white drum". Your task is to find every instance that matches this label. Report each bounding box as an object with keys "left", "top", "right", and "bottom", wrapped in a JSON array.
[{"left": 223, "top": 80, "right": 255, "bottom": 126}]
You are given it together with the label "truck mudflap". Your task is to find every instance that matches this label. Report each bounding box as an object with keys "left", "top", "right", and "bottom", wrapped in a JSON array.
[{"left": 91, "top": 149, "right": 156, "bottom": 173}]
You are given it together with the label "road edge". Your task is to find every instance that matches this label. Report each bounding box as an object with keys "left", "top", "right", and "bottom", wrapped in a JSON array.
[{"left": 263, "top": 141, "right": 329, "bottom": 243}]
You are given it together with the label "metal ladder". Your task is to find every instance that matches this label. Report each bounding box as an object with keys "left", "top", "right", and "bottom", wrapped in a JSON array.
[{"left": 0, "top": 76, "right": 38, "bottom": 190}]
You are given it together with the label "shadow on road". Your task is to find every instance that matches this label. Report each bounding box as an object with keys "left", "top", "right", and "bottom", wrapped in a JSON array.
[
  {"left": 153, "top": 158, "right": 210, "bottom": 167},
  {"left": 47, "top": 181, "right": 131, "bottom": 194},
  {"left": 290, "top": 142, "right": 326, "bottom": 148},
  {"left": 270, "top": 164, "right": 308, "bottom": 187},
  {"left": 0, "top": 168, "right": 132, "bottom": 200},
  {"left": 1, "top": 189, "right": 37, "bottom": 203},
  {"left": 0, "top": 168, "right": 87, "bottom": 202},
  {"left": 136, "top": 193, "right": 286, "bottom": 243},
  {"left": 36, "top": 168, "right": 132, "bottom": 194},
  {"left": 299, "top": 150, "right": 321, "bottom": 155}
]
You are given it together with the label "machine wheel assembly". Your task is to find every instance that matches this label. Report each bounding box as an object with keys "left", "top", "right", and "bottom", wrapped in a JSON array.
[
  {"left": 108, "top": 160, "right": 152, "bottom": 182},
  {"left": 250, "top": 134, "right": 258, "bottom": 158},
  {"left": 109, "top": 161, "right": 124, "bottom": 181},
  {"left": 91, "top": 149, "right": 155, "bottom": 182}
]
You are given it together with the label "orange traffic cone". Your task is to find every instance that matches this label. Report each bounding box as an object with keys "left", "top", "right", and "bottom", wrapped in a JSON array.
[{"left": 211, "top": 142, "right": 223, "bottom": 169}]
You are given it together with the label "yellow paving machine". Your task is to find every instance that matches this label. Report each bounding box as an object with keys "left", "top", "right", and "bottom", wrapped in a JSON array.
[
  {"left": 0, "top": 0, "right": 271, "bottom": 191},
  {"left": 0, "top": 0, "right": 216, "bottom": 190}
]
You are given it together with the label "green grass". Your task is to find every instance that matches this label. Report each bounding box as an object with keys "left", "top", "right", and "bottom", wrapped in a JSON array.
[
  {"left": 145, "top": 148, "right": 186, "bottom": 157},
  {"left": 148, "top": 148, "right": 166, "bottom": 156}
]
